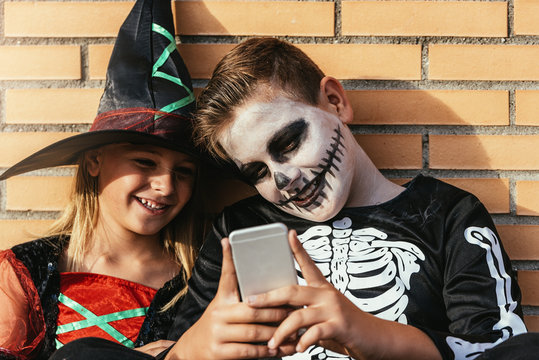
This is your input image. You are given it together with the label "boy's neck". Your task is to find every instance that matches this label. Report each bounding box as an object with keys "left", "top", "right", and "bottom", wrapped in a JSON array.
[{"left": 345, "top": 145, "right": 405, "bottom": 208}]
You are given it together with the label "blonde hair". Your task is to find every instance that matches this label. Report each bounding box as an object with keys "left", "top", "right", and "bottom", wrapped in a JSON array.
[
  {"left": 195, "top": 37, "right": 325, "bottom": 160},
  {"left": 45, "top": 150, "right": 206, "bottom": 309}
]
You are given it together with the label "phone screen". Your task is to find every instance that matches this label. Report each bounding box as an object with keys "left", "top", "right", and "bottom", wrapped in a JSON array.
[{"left": 229, "top": 223, "right": 298, "bottom": 300}]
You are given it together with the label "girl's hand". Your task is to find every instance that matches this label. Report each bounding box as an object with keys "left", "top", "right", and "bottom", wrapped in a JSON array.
[
  {"left": 135, "top": 340, "right": 176, "bottom": 357},
  {"left": 165, "top": 238, "right": 293, "bottom": 360}
]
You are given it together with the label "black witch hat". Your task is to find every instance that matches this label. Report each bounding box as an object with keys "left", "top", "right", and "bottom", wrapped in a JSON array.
[{"left": 1, "top": 0, "right": 198, "bottom": 180}]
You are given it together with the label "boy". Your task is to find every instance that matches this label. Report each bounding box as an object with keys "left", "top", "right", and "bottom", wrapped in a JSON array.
[{"left": 162, "top": 37, "right": 528, "bottom": 360}]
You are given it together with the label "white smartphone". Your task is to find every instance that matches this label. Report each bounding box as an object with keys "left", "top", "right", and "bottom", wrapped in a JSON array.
[{"left": 228, "top": 222, "right": 298, "bottom": 300}]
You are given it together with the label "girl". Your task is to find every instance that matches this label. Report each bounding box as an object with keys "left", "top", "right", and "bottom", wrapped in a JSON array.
[{"left": 0, "top": 0, "right": 207, "bottom": 358}]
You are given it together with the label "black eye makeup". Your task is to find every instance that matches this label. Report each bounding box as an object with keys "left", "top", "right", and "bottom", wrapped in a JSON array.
[
  {"left": 240, "top": 162, "right": 269, "bottom": 185},
  {"left": 268, "top": 119, "right": 308, "bottom": 163}
]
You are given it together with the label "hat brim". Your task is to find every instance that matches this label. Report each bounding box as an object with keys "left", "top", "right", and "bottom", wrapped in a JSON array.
[{"left": 0, "top": 130, "right": 201, "bottom": 181}]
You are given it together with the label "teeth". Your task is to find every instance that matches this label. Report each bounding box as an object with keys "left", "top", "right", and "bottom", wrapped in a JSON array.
[
  {"left": 138, "top": 197, "right": 166, "bottom": 210},
  {"left": 294, "top": 180, "right": 318, "bottom": 202}
]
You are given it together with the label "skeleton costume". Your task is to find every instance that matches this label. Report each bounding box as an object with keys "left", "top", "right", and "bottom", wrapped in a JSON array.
[{"left": 168, "top": 175, "right": 527, "bottom": 360}]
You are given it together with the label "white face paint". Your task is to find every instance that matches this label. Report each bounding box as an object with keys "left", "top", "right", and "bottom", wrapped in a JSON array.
[{"left": 219, "top": 95, "right": 358, "bottom": 222}]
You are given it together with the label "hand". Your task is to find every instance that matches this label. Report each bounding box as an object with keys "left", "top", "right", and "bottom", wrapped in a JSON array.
[
  {"left": 247, "top": 230, "right": 362, "bottom": 357},
  {"left": 135, "top": 340, "right": 176, "bottom": 357},
  {"left": 165, "top": 238, "right": 292, "bottom": 360},
  {"left": 248, "top": 230, "right": 442, "bottom": 360}
]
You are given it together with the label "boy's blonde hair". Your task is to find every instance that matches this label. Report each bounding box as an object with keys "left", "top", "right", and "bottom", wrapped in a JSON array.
[
  {"left": 195, "top": 37, "right": 325, "bottom": 160},
  {"left": 45, "top": 151, "right": 206, "bottom": 307}
]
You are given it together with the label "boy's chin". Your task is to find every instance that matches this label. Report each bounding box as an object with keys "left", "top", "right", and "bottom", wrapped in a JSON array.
[{"left": 278, "top": 204, "right": 341, "bottom": 223}]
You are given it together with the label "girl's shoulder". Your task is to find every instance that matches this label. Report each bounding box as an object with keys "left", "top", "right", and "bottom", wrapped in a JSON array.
[
  {"left": 11, "top": 236, "right": 65, "bottom": 260},
  {"left": 10, "top": 236, "right": 66, "bottom": 286}
]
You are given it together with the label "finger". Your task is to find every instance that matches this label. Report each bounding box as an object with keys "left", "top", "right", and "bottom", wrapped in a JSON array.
[
  {"left": 220, "top": 323, "right": 277, "bottom": 343},
  {"left": 269, "top": 307, "right": 324, "bottom": 349},
  {"left": 275, "top": 342, "right": 299, "bottom": 357},
  {"left": 248, "top": 284, "right": 319, "bottom": 308},
  {"left": 222, "top": 302, "right": 290, "bottom": 324},
  {"left": 217, "top": 237, "right": 240, "bottom": 301},
  {"left": 288, "top": 230, "right": 327, "bottom": 285},
  {"left": 296, "top": 323, "right": 342, "bottom": 354},
  {"left": 219, "top": 343, "right": 278, "bottom": 359}
]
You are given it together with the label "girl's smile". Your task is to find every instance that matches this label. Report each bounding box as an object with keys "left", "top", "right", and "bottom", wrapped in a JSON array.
[
  {"left": 87, "top": 143, "right": 196, "bottom": 240},
  {"left": 136, "top": 196, "right": 170, "bottom": 211}
]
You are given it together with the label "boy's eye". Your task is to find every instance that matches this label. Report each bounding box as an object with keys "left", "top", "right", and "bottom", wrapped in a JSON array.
[
  {"left": 241, "top": 162, "right": 268, "bottom": 185},
  {"left": 282, "top": 138, "right": 299, "bottom": 154},
  {"left": 272, "top": 136, "right": 299, "bottom": 159},
  {"left": 268, "top": 119, "right": 308, "bottom": 162}
]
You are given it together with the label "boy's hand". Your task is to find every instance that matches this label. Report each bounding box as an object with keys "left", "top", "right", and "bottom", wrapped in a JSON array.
[
  {"left": 248, "top": 230, "right": 442, "bottom": 360},
  {"left": 247, "top": 230, "right": 364, "bottom": 358},
  {"left": 166, "top": 238, "right": 291, "bottom": 360}
]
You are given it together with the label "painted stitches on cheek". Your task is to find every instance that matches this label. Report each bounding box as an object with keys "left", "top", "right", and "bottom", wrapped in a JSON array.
[{"left": 278, "top": 125, "right": 345, "bottom": 212}]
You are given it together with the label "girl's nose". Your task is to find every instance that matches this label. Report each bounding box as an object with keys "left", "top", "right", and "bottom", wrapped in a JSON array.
[{"left": 152, "top": 171, "right": 175, "bottom": 195}]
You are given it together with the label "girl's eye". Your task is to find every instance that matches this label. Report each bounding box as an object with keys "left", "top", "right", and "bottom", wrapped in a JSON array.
[
  {"left": 134, "top": 158, "right": 156, "bottom": 167},
  {"left": 173, "top": 166, "right": 196, "bottom": 178}
]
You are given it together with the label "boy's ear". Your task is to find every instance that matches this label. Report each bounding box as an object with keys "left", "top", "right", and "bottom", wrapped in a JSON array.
[
  {"left": 319, "top": 76, "right": 354, "bottom": 124},
  {"left": 85, "top": 149, "right": 102, "bottom": 177}
]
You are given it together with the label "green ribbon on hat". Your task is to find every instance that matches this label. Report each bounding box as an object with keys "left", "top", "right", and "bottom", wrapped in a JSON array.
[{"left": 151, "top": 23, "right": 195, "bottom": 115}]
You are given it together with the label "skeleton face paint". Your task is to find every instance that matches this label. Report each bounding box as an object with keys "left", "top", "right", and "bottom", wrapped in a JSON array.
[{"left": 219, "top": 96, "right": 357, "bottom": 222}]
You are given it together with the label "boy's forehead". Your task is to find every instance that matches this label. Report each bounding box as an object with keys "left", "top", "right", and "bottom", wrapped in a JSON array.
[
  {"left": 234, "top": 95, "right": 306, "bottom": 127},
  {"left": 222, "top": 97, "right": 303, "bottom": 144},
  {"left": 217, "top": 99, "right": 287, "bottom": 162}
]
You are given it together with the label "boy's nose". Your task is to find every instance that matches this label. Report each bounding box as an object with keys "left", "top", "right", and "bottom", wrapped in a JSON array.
[
  {"left": 274, "top": 171, "right": 291, "bottom": 190},
  {"left": 271, "top": 163, "right": 301, "bottom": 191}
]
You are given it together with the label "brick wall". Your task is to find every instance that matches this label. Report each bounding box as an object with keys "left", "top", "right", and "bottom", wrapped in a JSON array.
[{"left": 0, "top": 0, "right": 538, "bottom": 330}]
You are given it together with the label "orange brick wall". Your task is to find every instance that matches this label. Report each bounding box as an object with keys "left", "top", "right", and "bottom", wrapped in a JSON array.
[{"left": 1, "top": 0, "right": 538, "bottom": 330}]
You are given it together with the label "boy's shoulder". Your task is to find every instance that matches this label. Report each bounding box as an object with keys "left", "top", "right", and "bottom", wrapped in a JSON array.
[{"left": 404, "top": 174, "right": 477, "bottom": 203}]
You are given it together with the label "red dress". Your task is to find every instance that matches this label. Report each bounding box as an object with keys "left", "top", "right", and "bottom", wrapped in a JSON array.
[{"left": 55, "top": 272, "right": 157, "bottom": 349}]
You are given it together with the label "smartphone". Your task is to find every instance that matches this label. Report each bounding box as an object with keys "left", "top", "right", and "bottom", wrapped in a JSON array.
[{"left": 228, "top": 222, "right": 298, "bottom": 300}]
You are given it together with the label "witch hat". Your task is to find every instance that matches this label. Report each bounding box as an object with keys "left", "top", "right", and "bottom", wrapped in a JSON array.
[{"left": 0, "top": 0, "right": 198, "bottom": 181}]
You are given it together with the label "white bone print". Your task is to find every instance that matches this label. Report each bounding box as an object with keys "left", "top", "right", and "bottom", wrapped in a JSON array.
[
  {"left": 445, "top": 226, "right": 527, "bottom": 360},
  {"left": 286, "top": 217, "right": 425, "bottom": 360}
]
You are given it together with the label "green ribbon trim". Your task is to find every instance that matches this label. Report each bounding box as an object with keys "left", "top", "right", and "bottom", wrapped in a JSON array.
[
  {"left": 151, "top": 23, "right": 195, "bottom": 114},
  {"left": 152, "top": 23, "right": 176, "bottom": 45},
  {"left": 55, "top": 293, "right": 148, "bottom": 349},
  {"left": 157, "top": 90, "right": 195, "bottom": 114}
]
